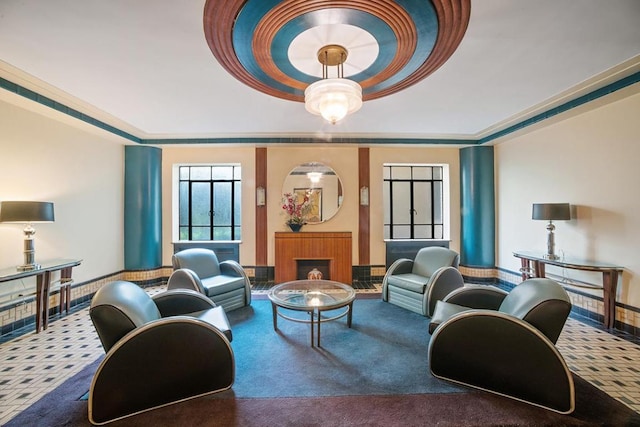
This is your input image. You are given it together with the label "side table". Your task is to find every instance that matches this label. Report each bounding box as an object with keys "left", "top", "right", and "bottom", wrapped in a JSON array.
[
  {"left": 0, "top": 259, "right": 82, "bottom": 332},
  {"left": 513, "top": 251, "right": 622, "bottom": 329}
]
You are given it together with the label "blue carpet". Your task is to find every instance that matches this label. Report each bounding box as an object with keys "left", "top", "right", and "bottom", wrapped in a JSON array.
[
  {"left": 219, "top": 298, "right": 463, "bottom": 398},
  {"left": 10, "top": 299, "right": 640, "bottom": 426}
]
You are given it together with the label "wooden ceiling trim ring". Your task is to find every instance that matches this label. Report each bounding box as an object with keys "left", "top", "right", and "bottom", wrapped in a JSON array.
[
  {"left": 366, "top": 0, "right": 470, "bottom": 100},
  {"left": 252, "top": 0, "right": 418, "bottom": 97},
  {"left": 203, "top": 0, "right": 246, "bottom": 79},
  {"left": 204, "top": 0, "right": 418, "bottom": 100},
  {"left": 204, "top": 0, "right": 301, "bottom": 101},
  {"left": 252, "top": 0, "right": 417, "bottom": 95},
  {"left": 204, "top": 0, "right": 470, "bottom": 102}
]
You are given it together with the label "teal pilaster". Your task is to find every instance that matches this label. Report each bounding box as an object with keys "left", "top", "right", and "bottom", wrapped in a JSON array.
[
  {"left": 460, "top": 146, "right": 495, "bottom": 267},
  {"left": 124, "top": 146, "right": 162, "bottom": 269}
]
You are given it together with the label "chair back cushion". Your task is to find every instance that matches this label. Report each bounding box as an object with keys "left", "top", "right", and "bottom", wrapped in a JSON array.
[
  {"left": 499, "top": 278, "right": 572, "bottom": 343},
  {"left": 412, "top": 247, "right": 460, "bottom": 278},
  {"left": 90, "top": 281, "right": 161, "bottom": 352},
  {"left": 172, "top": 248, "right": 221, "bottom": 279}
]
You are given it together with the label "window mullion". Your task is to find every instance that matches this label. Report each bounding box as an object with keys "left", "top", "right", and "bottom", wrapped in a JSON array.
[
  {"left": 188, "top": 180, "right": 193, "bottom": 241},
  {"left": 209, "top": 179, "right": 214, "bottom": 241},
  {"left": 431, "top": 179, "right": 435, "bottom": 239},
  {"left": 409, "top": 179, "right": 415, "bottom": 239},
  {"left": 231, "top": 178, "right": 236, "bottom": 240},
  {"left": 388, "top": 180, "right": 394, "bottom": 239}
]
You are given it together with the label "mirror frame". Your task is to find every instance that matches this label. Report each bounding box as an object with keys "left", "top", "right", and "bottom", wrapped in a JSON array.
[{"left": 281, "top": 162, "right": 343, "bottom": 224}]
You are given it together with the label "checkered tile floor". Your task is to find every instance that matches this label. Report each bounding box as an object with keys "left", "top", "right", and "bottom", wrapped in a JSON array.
[{"left": 0, "top": 285, "right": 638, "bottom": 425}]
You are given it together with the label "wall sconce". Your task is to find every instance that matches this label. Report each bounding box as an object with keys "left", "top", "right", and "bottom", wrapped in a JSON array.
[
  {"left": 360, "top": 186, "right": 369, "bottom": 206},
  {"left": 256, "top": 186, "right": 266, "bottom": 206},
  {"left": 0, "top": 201, "right": 55, "bottom": 271}
]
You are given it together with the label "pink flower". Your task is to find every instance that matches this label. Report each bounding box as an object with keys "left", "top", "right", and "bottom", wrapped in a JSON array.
[{"left": 282, "top": 192, "right": 311, "bottom": 225}]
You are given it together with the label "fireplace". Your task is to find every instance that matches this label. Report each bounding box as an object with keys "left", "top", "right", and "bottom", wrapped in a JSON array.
[
  {"left": 275, "top": 232, "right": 352, "bottom": 284},
  {"left": 297, "top": 260, "right": 330, "bottom": 280}
]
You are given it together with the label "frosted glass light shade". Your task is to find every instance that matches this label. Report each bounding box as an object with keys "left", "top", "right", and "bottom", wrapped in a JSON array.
[{"left": 305, "top": 78, "right": 362, "bottom": 124}]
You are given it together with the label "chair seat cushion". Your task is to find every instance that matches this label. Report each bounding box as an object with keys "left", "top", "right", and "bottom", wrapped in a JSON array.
[
  {"left": 429, "top": 300, "right": 470, "bottom": 334},
  {"left": 191, "top": 305, "right": 233, "bottom": 342},
  {"left": 201, "top": 275, "right": 246, "bottom": 297},
  {"left": 386, "top": 273, "right": 430, "bottom": 294}
]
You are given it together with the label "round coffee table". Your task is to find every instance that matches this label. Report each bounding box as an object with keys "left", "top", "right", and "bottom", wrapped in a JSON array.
[{"left": 268, "top": 280, "right": 356, "bottom": 347}]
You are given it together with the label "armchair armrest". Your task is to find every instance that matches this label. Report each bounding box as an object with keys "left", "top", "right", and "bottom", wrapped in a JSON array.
[
  {"left": 386, "top": 258, "right": 414, "bottom": 276},
  {"left": 382, "top": 258, "right": 414, "bottom": 301},
  {"left": 167, "top": 268, "right": 206, "bottom": 294},
  {"left": 220, "top": 260, "right": 252, "bottom": 306},
  {"left": 152, "top": 289, "right": 215, "bottom": 317},
  {"left": 425, "top": 266, "right": 465, "bottom": 316},
  {"left": 443, "top": 284, "right": 508, "bottom": 310},
  {"left": 220, "top": 260, "right": 244, "bottom": 277},
  {"left": 429, "top": 311, "right": 574, "bottom": 414}
]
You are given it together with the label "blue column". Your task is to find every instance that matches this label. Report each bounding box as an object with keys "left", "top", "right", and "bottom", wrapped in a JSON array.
[
  {"left": 124, "top": 146, "right": 162, "bottom": 269},
  {"left": 460, "top": 146, "right": 495, "bottom": 267}
]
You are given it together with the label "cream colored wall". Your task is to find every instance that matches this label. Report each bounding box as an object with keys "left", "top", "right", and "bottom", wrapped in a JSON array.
[
  {"left": 369, "top": 147, "right": 462, "bottom": 265},
  {"left": 163, "top": 145, "right": 461, "bottom": 268},
  {"left": 0, "top": 99, "right": 125, "bottom": 283},
  {"left": 495, "top": 86, "right": 640, "bottom": 308},
  {"left": 160, "top": 146, "right": 257, "bottom": 265},
  {"left": 266, "top": 147, "right": 360, "bottom": 265}
]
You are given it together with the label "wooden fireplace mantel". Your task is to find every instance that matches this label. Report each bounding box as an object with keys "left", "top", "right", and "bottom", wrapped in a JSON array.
[{"left": 275, "top": 232, "right": 352, "bottom": 284}]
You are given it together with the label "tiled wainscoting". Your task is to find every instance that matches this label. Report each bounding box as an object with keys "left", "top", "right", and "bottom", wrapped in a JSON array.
[
  {"left": 461, "top": 265, "right": 640, "bottom": 337},
  {"left": 0, "top": 267, "right": 173, "bottom": 338},
  {"left": 1, "top": 265, "right": 639, "bottom": 339}
]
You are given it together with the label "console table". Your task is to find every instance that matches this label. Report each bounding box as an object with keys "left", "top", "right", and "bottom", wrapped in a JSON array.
[
  {"left": 0, "top": 259, "right": 82, "bottom": 333},
  {"left": 513, "top": 251, "right": 623, "bottom": 328}
]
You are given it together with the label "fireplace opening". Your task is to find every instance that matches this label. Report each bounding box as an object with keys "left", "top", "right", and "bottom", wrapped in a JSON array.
[{"left": 297, "top": 260, "right": 330, "bottom": 280}]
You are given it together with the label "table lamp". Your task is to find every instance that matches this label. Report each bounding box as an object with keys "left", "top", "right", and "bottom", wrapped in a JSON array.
[
  {"left": 0, "top": 201, "right": 55, "bottom": 271},
  {"left": 532, "top": 203, "right": 570, "bottom": 260}
]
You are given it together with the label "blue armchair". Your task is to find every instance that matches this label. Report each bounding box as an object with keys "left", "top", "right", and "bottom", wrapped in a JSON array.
[
  {"left": 88, "top": 280, "right": 234, "bottom": 424},
  {"left": 170, "top": 248, "right": 251, "bottom": 311},
  {"left": 428, "top": 278, "right": 574, "bottom": 414},
  {"left": 382, "top": 246, "right": 464, "bottom": 317}
]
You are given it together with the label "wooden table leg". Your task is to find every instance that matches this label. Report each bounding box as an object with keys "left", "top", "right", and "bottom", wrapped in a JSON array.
[
  {"left": 519, "top": 258, "right": 530, "bottom": 280},
  {"left": 65, "top": 284, "right": 71, "bottom": 312},
  {"left": 35, "top": 271, "right": 51, "bottom": 333},
  {"left": 602, "top": 271, "right": 619, "bottom": 329},
  {"left": 533, "top": 260, "right": 545, "bottom": 278},
  {"left": 42, "top": 270, "right": 52, "bottom": 330},
  {"left": 61, "top": 266, "right": 73, "bottom": 314}
]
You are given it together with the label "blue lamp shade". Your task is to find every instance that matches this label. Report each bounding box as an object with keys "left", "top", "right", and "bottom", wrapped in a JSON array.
[
  {"left": 0, "top": 201, "right": 55, "bottom": 223},
  {"left": 532, "top": 203, "right": 570, "bottom": 221}
]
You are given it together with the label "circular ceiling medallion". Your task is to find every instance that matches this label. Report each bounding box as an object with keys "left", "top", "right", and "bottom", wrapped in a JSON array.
[
  {"left": 288, "top": 24, "right": 379, "bottom": 78},
  {"left": 204, "top": 0, "right": 471, "bottom": 102}
]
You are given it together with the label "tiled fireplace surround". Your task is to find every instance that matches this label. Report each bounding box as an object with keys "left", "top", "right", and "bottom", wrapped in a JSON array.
[{"left": 1, "top": 264, "right": 639, "bottom": 338}]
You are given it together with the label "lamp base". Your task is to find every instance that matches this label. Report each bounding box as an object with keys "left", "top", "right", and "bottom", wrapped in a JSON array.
[
  {"left": 17, "top": 263, "right": 41, "bottom": 272},
  {"left": 543, "top": 254, "right": 560, "bottom": 260}
]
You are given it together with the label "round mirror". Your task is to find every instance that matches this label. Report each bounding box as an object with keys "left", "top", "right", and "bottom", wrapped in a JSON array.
[{"left": 281, "top": 162, "right": 343, "bottom": 224}]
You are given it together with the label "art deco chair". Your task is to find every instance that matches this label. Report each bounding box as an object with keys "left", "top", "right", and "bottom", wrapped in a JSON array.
[
  {"left": 428, "top": 278, "right": 575, "bottom": 414},
  {"left": 170, "top": 248, "right": 251, "bottom": 311},
  {"left": 88, "top": 280, "right": 234, "bottom": 425},
  {"left": 382, "top": 246, "right": 464, "bottom": 317}
]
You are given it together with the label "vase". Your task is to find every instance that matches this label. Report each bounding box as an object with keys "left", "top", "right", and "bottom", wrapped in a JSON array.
[{"left": 288, "top": 223, "right": 303, "bottom": 232}]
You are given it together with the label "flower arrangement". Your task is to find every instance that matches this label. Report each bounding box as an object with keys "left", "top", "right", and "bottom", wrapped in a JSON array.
[{"left": 282, "top": 192, "right": 310, "bottom": 226}]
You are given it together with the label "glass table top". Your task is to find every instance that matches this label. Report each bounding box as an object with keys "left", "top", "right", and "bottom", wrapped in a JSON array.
[{"left": 268, "top": 280, "right": 355, "bottom": 311}]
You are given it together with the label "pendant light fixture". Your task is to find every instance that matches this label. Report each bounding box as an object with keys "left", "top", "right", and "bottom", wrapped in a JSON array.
[{"left": 304, "top": 44, "right": 362, "bottom": 125}]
